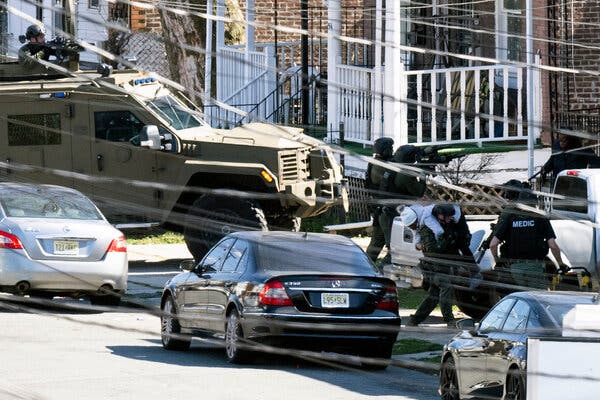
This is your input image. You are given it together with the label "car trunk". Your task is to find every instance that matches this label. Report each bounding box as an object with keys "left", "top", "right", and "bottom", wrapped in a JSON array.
[
  {"left": 277, "top": 275, "right": 389, "bottom": 314},
  {"left": 5, "top": 218, "right": 116, "bottom": 262}
]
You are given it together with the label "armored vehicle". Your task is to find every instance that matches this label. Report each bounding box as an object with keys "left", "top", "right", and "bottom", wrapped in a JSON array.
[{"left": 0, "top": 61, "right": 349, "bottom": 260}]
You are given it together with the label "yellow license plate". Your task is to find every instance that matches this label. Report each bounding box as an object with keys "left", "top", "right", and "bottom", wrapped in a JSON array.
[
  {"left": 321, "top": 292, "right": 349, "bottom": 308},
  {"left": 54, "top": 241, "right": 79, "bottom": 255}
]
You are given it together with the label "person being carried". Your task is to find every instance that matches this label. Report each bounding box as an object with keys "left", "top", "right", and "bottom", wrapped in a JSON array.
[
  {"left": 18, "top": 24, "right": 56, "bottom": 66},
  {"left": 489, "top": 190, "right": 567, "bottom": 291},
  {"left": 402, "top": 203, "right": 473, "bottom": 328}
]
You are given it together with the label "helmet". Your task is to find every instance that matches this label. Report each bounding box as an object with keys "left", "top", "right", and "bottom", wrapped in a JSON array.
[
  {"left": 374, "top": 137, "right": 394, "bottom": 160},
  {"left": 25, "top": 24, "right": 45, "bottom": 40},
  {"left": 400, "top": 207, "right": 418, "bottom": 227},
  {"left": 432, "top": 203, "right": 456, "bottom": 217}
]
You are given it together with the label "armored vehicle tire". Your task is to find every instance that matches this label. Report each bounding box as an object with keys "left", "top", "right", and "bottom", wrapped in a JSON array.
[
  {"left": 183, "top": 195, "right": 267, "bottom": 262},
  {"left": 454, "top": 286, "right": 500, "bottom": 320}
]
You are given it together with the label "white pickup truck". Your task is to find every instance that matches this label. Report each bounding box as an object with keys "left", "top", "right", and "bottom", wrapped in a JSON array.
[{"left": 387, "top": 168, "right": 600, "bottom": 318}]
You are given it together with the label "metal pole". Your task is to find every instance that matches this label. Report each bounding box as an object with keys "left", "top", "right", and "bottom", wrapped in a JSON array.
[
  {"left": 526, "top": 0, "right": 535, "bottom": 177},
  {"left": 301, "top": 0, "right": 309, "bottom": 126}
]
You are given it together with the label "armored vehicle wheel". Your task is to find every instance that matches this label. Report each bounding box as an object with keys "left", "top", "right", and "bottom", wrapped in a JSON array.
[{"left": 183, "top": 195, "right": 267, "bottom": 261}]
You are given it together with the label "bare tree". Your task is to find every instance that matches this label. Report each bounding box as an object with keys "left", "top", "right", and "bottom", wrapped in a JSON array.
[
  {"left": 158, "top": 0, "right": 245, "bottom": 105},
  {"left": 436, "top": 153, "right": 502, "bottom": 185}
]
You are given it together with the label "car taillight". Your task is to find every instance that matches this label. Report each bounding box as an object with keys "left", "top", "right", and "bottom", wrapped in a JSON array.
[
  {"left": 107, "top": 235, "right": 127, "bottom": 253},
  {"left": 377, "top": 284, "right": 399, "bottom": 312},
  {"left": 258, "top": 280, "right": 293, "bottom": 306},
  {"left": 0, "top": 230, "right": 24, "bottom": 249}
]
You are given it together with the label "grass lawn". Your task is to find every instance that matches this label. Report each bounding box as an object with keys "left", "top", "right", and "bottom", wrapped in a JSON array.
[
  {"left": 125, "top": 229, "right": 184, "bottom": 245},
  {"left": 392, "top": 339, "right": 443, "bottom": 355}
]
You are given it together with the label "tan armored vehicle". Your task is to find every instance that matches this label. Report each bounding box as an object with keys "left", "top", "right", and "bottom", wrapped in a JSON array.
[{"left": 0, "top": 61, "right": 349, "bottom": 260}]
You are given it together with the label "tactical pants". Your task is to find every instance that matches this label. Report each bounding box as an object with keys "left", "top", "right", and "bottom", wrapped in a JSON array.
[
  {"left": 366, "top": 208, "right": 394, "bottom": 264},
  {"left": 510, "top": 261, "right": 547, "bottom": 290},
  {"left": 411, "top": 272, "right": 455, "bottom": 325}
]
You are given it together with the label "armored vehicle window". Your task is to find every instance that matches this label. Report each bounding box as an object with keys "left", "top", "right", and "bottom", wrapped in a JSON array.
[
  {"left": 7, "top": 114, "right": 61, "bottom": 146},
  {"left": 146, "top": 95, "right": 205, "bottom": 130},
  {"left": 94, "top": 111, "right": 145, "bottom": 143}
]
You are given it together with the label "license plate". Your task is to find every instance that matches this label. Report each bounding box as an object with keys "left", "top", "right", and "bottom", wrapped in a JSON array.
[
  {"left": 321, "top": 292, "right": 349, "bottom": 308},
  {"left": 54, "top": 241, "right": 79, "bottom": 255}
]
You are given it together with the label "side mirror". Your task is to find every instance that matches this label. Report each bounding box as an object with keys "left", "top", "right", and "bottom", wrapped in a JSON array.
[
  {"left": 140, "top": 125, "right": 162, "bottom": 149},
  {"left": 456, "top": 318, "right": 477, "bottom": 331},
  {"left": 179, "top": 259, "right": 196, "bottom": 271}
]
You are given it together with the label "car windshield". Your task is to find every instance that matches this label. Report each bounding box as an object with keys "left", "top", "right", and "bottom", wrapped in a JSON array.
[
  {"left": 0, "top": 188, "right": 103, "bottom": 220},
  {"left": 255, "top": 240, "right": 377, "bottom": 274},
  {"left": 145, "top": 95, "right": 206, "bottom": 130}
]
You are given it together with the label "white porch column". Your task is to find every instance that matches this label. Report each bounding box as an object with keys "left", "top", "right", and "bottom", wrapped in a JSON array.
[
  {"left": 526, "top": 0, "right": 535, "bottom": 177},
  {"left": 204, "top": 0, "right": 213, "bottom": 104},
  {"left": 372, "top": 0, "right": 383, "bottom": 140},
  {"left": 383, "top": 0, "right": 405, "bottom": 145},
  {"left": 216, "top": 0, "right": 225, "bottom": 102},
  {"left": 326, "top": 0, "right": 341, "bottom": 143}
]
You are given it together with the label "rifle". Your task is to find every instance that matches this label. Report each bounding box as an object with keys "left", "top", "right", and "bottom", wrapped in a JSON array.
[{"left": 19, "top": 35, "right": 85, "bottom": 63}]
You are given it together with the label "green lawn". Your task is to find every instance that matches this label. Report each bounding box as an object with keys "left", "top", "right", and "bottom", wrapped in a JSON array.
[
  {"left": 125, "top": 229, "right": 184, "bottom": 245},
  {"left": 392, "top": 339, "right": 443, "bottom": 355}
]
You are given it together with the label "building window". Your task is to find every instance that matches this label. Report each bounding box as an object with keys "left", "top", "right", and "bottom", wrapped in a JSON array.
[
  {"left": 7, "top": 114, "right": 61, "bottom": 146},
  {"left": 496, "top": 0, "right": 522, "bottom": 62},
  {"left": 89, "top": 0, "right": 99, "bottom": 9}
]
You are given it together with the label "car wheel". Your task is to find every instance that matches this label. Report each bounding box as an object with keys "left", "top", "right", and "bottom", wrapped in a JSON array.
[
  {"left": 183, "top": 195, "right": 267, "bottom": 262},
  {"left": 505, "top": 369, "right": 525, "bottom": 400},
  {"left": 225, "top": 309, "right": 250, "bottom": 364},
  {"left": 161, "top": 296, "right": 191, "bottom": 351},
  {"left": 439, "top": 356, "right": 460, "bottom": 400}
]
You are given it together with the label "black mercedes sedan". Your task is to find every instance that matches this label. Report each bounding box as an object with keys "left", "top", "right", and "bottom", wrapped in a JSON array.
[
  {"left": 160, "top": 231, "right": 401, "bottom": 367},
  {"left": 439, "top": 291, "right": 599, "bottom": 400}
]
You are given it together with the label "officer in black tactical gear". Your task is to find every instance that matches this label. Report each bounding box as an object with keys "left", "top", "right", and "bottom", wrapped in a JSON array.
[
  {"left": 365, "top": 137, "right": 395, "bottom": 263},
  {"left": 406, "top": 203, "right": 473, "bottom": 327},
  {"left": 489, "top": 190, "right": 567, "bottom": 290},
  {"left": 18, "top": 24, "right": 56, "bottom": 65}
]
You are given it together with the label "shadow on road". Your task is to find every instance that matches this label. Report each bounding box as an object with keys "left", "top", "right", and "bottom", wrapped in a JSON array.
[{"left": 107, "top": 340, "right": 439, "bottom": 398}]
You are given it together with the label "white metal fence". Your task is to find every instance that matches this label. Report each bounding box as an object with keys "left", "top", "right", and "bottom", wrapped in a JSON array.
[{"left": 337, "top": 62, "right": 541, "bottom": 146}]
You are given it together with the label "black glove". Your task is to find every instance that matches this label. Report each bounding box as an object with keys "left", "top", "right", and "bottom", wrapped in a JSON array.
[{"left": 559, "top": 264, "right": 569, "bottom": 274}]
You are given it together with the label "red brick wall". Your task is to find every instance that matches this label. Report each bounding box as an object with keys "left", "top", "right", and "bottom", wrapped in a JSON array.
[{"left": 131, "top": 6, "right": 163, "bottom": 33}]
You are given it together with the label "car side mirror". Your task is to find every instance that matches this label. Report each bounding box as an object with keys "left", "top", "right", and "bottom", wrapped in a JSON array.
[
  {"left": 139, "top": 125, "right": 162, "bottom": 149},
  {"left": 456, "top": 318, "right": 477, "bottom": 331},
  {"left": 179, "top": 259, "right": 196, "bottom": 271}
]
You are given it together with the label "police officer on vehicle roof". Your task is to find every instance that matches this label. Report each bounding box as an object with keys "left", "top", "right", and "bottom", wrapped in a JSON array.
[
  {"left": 18, "top": 24, "right": 56, "bottom": 65},
  {"left": 489, "top": 190, "right": 567, "bottom": 290}
]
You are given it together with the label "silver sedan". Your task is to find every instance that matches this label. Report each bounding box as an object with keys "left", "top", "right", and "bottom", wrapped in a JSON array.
[{"left": 0, "top": 183, "right": 127, "bottom": 305}]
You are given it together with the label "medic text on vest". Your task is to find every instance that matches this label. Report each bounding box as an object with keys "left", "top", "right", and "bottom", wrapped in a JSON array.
[{"left": 512, "top": 220, "right": 535, "bottom": 228}]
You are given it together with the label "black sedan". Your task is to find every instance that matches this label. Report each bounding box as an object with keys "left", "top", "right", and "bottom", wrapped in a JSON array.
[
  {"left": 439, "top": 291, "right": 599, "bottom": 400},
  {"left": 160, "top": 231, "right": 401, "bottom": 367}
]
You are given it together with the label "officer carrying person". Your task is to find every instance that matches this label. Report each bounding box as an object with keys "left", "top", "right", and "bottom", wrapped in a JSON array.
[
  {"left": 18, "top": 24, "right": 56, "bottom": 65},
  {"left": 401, "top": 203, "right": 474, "bottom": 327},
  {"left": 489, "top": 189, "right": 567, "bottom": 290}
]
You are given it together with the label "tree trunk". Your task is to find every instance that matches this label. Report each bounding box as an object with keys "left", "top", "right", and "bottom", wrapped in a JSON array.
[
  {"left": 159, "top": 0, "right": 206, "bottom": 105},
  {"left": 158, "top": 0, "right": 245, "bottom": 106}
]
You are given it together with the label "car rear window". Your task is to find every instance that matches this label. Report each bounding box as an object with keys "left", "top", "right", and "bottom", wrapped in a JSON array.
[
  {"left": 0, "top": 188, "right": 103, "bottom": 220},
  {"left": 254, "top": 240, "right": 377, "bottom": 274}
]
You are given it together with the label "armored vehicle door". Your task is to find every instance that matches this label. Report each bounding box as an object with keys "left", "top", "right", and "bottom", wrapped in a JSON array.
[
  {"left": 0, "top": 95, "right": 74, "bottom": 187},
  {"left": 88, "top": 107, "right": 160, "bottom": 223}
]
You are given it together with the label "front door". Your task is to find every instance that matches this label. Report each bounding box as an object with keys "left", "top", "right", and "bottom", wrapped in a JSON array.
[
  {"left": 88, "top": 106, "right": 159, "bottom": 224},
  {"left": 0, "top": 96, "right": 73, "bottom": 187}
]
